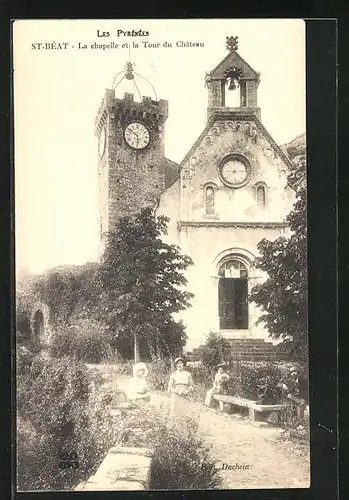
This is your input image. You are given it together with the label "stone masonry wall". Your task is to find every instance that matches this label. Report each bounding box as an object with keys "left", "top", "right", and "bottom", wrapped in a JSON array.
[{"left": 96, "top": 90, "right": 168, "bottom": 236}]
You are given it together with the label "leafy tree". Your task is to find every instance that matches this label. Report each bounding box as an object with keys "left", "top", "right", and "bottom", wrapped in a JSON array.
[
  {"left": 99, "top": 207, "right": 194, "bottom": 360},
  {"left": 249, "top": 141, "right": 307, "bottom": 357}
]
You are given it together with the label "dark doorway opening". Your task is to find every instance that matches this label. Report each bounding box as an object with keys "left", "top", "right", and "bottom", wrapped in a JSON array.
[
  {"left": 33, "top": 310, "right": 44, "bottom": 341},
  {"left": 218, "top": 259, "right": 249, "bottom": 330}
]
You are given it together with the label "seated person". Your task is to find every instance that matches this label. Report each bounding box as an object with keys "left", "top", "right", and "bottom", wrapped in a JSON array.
[
  {"left": 127, "top": 362, "right": 150, "bottom": 404},
  {"left": 205, "top": 364, "right": 229, "bottom": 407}
]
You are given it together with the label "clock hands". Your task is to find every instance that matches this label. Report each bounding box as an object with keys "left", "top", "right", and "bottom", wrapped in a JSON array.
[{"left": 124, "top": 122, "right": 150, "bottom": 149}]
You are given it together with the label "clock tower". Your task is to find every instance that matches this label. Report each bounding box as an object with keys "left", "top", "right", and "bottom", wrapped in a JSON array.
[{"left": 95, "top": 61, "right": 168, "bottom": 247}]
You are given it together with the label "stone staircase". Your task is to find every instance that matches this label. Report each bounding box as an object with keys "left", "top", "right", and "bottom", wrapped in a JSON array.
[{"left": 192, "top": 339, "right": 292, "bottom": 362}]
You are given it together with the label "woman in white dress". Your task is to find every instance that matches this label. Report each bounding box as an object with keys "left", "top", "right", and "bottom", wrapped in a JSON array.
[
  {"left": 127, "top": 362, "right": 150, "bottom": 405},
  {"left": 205, "top": 364, "right": 229, "bottom": 407},
  {"left": 168, "top": 357, "right": 194, "bottom": 419}
]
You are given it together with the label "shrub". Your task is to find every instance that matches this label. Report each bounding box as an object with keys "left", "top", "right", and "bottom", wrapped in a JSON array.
[
  {"left": 16, "top": 348, "right": 122, "bottom": 491},
  {"left": 150, "top": 412, "right": 222, "bottom": 489},
  {"left": 50, "top": 319, "right": 118, "bottom": 363},
  {"left": 223, "top": 361, "right": 284, "bottom": 404},
  {"left": 197, "top": 332, "right": 230, "bottom": 371},
  {"left": 187, "top": 360, "right": 290, "bottom": 405},
  {"left": 188, "top": 364, "right": 213, "bottom": 402},
  {"left": 147, "top": 358, "right": 172, "bottom": 391},
  {"left": 120, "top": 406, "right": 222, "bottom": 490}
]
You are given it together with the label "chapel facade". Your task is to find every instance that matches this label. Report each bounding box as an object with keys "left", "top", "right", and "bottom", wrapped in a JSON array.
[{"left": 95, "top": 38, "right": 296, "bottom": 350}]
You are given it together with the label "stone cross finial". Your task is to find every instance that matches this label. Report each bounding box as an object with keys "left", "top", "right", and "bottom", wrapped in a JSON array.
[{"left": 226, "top": 36, "right": 239, "bottom": 52}]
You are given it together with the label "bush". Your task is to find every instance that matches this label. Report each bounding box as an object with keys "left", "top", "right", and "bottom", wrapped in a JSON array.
[
  {"left": 16, "top": 348, "right": 122, "bottom": 491},
  {"left": 222, "top": 361, "right": 284, "bottom": 404},
  {"left": 188, "top": 364, "right": 213, "bottom": 402},
  {"left": 50, "top": 319, "right": 118, "bottom": 363},
  {"left": 197, "top": 332, "right": 230, "bottom": 371},
  {"left": 147, "top": 358, "right": 172, "bottom": 391},
  {"left": 150, "top": 412, "right": 222, "bottom": 489},
  {"left": 120, "top": 406, "right": 222, "bottom": 490},
  {"left": 187, "top": 360, "right": 291, "bottom": 405}
]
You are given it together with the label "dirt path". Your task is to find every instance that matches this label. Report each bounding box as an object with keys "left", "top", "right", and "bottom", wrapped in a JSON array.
[{"left": 102, "top": 373, "right": 310, "bottom": 490}]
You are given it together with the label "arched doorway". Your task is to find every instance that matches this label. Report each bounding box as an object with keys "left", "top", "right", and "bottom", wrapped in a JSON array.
[
  {"left": 218, "top": 258, "right": 249, "bottom": 330},
  {"left": 33, "top": 310, "right": 44, "bottom": 341}
]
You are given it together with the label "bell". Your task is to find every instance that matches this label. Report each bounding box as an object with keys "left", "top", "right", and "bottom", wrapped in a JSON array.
[{"left": 228, "top": 80, "right": 237, "bottom": 91}]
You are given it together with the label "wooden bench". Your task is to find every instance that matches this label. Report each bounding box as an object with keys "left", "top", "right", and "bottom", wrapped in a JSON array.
[{"left": 212, "top": 394, "right": 289, "bottom": 423}]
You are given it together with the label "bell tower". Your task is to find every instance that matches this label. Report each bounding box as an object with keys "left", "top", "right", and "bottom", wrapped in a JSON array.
[
  {"left": 205, "top": 36, "right": 261, "bottom": 121},
  {"left": 95, "top": 60, "right": 168, "bottom": 249}
]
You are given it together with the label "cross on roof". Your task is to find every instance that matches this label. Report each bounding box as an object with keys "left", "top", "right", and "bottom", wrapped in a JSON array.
[{"left": 226, "top": 36, "right": 239, "bottom": 52}]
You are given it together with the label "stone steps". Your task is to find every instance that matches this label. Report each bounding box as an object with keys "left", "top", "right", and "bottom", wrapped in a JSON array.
[{"left": 192, "top": 339, "right": 293, "bottom": 361}]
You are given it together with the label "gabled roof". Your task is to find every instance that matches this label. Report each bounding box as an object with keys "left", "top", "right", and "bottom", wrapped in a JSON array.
[
  {"left": 163, "top": 157, "right": 180, "bottom": 188},
  {"left": 209, "top": 51, "right": 260, "bottom": 80},
  {"left": 179, "top": 111, "right": 294, "bottom": 173}
]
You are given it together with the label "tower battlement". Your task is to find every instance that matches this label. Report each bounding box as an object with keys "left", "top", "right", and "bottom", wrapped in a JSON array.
[{"left": 95, "top": 90, "right": 168, "bottom": 135}]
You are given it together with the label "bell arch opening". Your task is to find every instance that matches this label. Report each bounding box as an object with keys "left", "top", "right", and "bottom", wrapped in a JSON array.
[{"left": 223, "top": 85, "right": 240, "bottom": 107}]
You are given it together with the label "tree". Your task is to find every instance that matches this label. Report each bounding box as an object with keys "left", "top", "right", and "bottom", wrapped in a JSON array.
[
  {"left": 249, "top": 139, "right": 307, "bottom": 357},
  {"left": 99, "top": 207, "right": 194, "bottom": 361}
]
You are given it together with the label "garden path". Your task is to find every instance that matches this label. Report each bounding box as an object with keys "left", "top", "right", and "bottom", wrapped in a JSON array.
[{"left": 107, "top": 373, "right": 310, "bottom": 490}]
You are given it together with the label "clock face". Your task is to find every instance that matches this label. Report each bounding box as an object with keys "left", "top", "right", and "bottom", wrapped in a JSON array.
[
  {"left": 220, "top": 158, "right": 250, "bottom": 187},
  {"left": 124, "top": 122, "right": 150, "bottom": 150},
  {"left": 98, "top": 127, "right": 106, "bottom": 158}
]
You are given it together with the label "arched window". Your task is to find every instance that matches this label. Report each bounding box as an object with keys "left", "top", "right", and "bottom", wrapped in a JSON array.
[
  {"left": 218, "top": 259, "right": 248, "bottom": 278},
  {"left": 256, "top": 184, "right": 266, "bottom": 209},
  {"left": 205, "top": 186, "right": 215, "bottom": 215},
  {"left": 218, "top": 259, "right": 249, "bottom": 330}
]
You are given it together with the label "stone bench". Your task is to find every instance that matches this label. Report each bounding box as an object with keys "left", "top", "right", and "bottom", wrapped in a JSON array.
[{"left": 213, "top": 394, "right": 289, "bottom": 423}]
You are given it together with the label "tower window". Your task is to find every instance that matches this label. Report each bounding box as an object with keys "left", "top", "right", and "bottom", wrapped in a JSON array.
[
  {"left": 205, "top": 186, "right": 215, "bottom": 214},
  {"left": 256, "top": 184, "right": 266, "bottom": 208}
]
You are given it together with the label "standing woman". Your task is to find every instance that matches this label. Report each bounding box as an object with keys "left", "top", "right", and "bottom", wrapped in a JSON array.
[{"left": 168, "top": 357, "right": 194, "bottom": 420}]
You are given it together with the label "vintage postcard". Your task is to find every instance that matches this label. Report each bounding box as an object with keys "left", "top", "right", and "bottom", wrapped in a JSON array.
[{"left": 14, "top": 19, "right": 309, "bottom": 492}]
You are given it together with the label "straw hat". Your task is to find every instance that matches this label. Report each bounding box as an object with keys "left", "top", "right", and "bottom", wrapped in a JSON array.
[{"left": 216, "top": 363, "right": 226, "bottom": 369}]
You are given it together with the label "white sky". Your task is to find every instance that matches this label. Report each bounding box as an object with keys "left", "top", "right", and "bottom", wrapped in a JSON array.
[{"left": 13, "top": 19, "right": 306, "bottom": 275}]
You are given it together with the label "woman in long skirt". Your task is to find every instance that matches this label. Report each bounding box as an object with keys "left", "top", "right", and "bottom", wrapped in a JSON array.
[{"left": 168, "top": 357, "right": 194, "bottom": 420}]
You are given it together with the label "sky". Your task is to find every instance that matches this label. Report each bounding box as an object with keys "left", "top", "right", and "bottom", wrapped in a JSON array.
[{"left": 13, "top": 19, "right": 306, "bottom": 275}]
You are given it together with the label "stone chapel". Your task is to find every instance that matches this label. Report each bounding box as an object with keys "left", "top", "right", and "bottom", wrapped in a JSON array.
[{"left": 94, "top": 38, "right": 296, "bottom": 350}]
